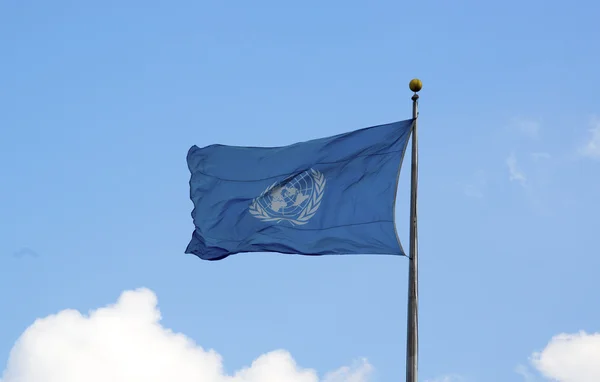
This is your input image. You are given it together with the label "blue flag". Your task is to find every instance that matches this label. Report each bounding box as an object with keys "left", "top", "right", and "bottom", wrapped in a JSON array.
[{"left": 185, "top": 119, "right": 414, "bottom": 261}]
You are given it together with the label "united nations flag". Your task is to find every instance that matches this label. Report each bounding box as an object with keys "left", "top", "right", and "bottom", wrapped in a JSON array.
[{"left": 185, "top": 119, "right": 413, "bottom": 261}]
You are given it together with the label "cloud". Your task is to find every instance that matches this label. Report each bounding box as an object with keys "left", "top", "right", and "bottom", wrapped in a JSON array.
[
  {"left": 322, "top": 361, "right": 372, "bottom": 382},
  {"left": 512, "top": 118, "right": 541, "bottom": 139},
  {"left": 506, "top": 153, "right": 527, "bottom": 186},
  {"left": 0, "top": 288, "right": 371, "bottom": 382},
  {"left": 530, "top": 331, "right": 600, "bottom": 382},
  {"left": 579, "top": 118, "right": 600, "bottom": 159},
  {"left": 515, "top": 364, "right": 537, "bottom": 382}
]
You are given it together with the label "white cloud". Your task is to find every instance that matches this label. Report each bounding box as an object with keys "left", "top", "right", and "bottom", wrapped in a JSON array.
[
  {"left": 322, "top": 361, "right": 372, "bottom": 382},
  {"left": 0, "top": 288, "right": 371, "bottom": 382},
  {"left": 579, "top": 118, "right": 600, "bottom": 159},
  {"left": 515, "top": 364, "right": 537, "bottom": 382},
  {"left": 530, "top": 331, "right": 600, "bottom": 382},
  {"left": 506, "top": 153, "right": 527, "bottom": 186}
]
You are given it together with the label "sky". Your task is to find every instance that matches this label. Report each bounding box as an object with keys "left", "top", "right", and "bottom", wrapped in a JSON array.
[{"left": 1, "top": 1, "right": 599, "bottom": 381}]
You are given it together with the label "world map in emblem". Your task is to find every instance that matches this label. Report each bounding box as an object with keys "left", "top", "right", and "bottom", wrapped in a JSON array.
[{"left": 249, "top": 168, "right": 326, "bottom": 226}]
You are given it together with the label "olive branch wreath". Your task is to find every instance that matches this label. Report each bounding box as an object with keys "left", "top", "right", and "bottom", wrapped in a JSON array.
[{"left": 249, "top": 169, "right": 326, "bottom": 226}]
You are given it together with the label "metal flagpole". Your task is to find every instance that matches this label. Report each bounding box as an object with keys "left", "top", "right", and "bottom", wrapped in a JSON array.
[{"left": 406, "top": 78, "right": 422, "bottom": 382}]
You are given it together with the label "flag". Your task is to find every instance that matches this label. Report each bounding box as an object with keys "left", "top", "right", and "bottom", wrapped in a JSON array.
[{"left": 185, "top": 119, "right": 414, "bottom": 261}]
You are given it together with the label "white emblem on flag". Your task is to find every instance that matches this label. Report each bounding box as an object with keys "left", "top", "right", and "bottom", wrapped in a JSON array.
[{"left": 249, "top": 168, "right": 326, "bottom": 226}]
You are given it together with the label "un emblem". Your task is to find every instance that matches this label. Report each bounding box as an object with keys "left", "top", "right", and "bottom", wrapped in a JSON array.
[{"left": 249, "top": 168, "right": 326, "bottom": 226}]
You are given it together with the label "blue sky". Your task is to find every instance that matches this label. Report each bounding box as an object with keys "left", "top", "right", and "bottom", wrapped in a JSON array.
[{"left": 1, "top": 1, "right": 599, "bottom": 381}]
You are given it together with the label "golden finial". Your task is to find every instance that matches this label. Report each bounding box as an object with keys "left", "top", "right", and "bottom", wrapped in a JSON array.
[{"left": 409, "top": 78, "right": 422, "bottom": 93}]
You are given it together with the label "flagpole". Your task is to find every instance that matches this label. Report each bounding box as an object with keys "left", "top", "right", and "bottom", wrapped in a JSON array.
[{"left": 406, "top": 78, "right": 421, "bottom": 382}]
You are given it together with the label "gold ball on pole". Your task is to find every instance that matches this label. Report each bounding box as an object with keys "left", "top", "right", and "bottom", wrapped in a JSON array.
[{"left": 409, "top": 78, "right": 422, "bottom": 93}]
